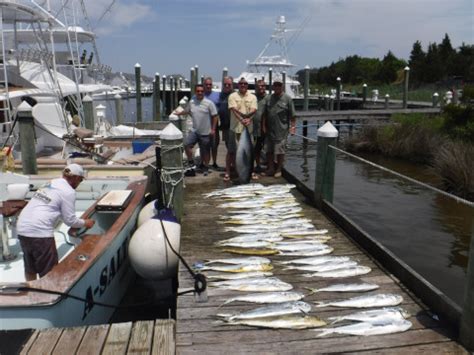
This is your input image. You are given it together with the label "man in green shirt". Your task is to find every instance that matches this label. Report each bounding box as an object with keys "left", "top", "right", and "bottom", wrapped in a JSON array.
[{"left": 262, "top": 78, "right": 296, "bottom": 177}]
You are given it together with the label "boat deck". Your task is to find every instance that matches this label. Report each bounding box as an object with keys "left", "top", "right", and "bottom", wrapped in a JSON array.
[{"left": 176, "top": 163, "right": 467, "bottom": 353}]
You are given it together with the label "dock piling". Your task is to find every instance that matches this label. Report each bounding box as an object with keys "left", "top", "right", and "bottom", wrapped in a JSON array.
[
  {"left": 403, "top": 66, "right": 410, "bottom": 109},
  {"left": 82, "top": 95, "right": 94, "bottom": 131},
  {"left": 432, "top": 92, "right": 439, "bottom": 107},
  {"left": 314, "top": 121, "right": 338, "bottom": 208},
  {"left": 268, "top": 67, "right": 273, "bottom": 95},
  {"left": 153, "top": 73, "right": 161, "bottom": 121},
  {"left": 362, "top": 83, "right": 367, "bottom": 109},
  {"left": 135, "top": 63, "right": 142, "bottom": 122},
  {"left": 384, "top": 94, "right": 390, "bottom": 109},
  {"left": 162, "top": 76, "right": 167, "bottom": 115},
  {"left": 303, "top": 66, "right": 309, "bottom": 137},
  {"left": 114, "top": 94, "right": 123, "bottom": 125},
  {"left": 17, "top": 102, "right": 37, "bottom": 175},
  {"left": 336, "top": 77, "right": 341, "bottom": 111},
  {"left": 160, "top": 123, "right": 184, "bottom": 222}
]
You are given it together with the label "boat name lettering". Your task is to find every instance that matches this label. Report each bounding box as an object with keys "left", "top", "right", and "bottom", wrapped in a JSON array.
[{"left": 82, "top": 237, "right": 128, "bottom": 320}]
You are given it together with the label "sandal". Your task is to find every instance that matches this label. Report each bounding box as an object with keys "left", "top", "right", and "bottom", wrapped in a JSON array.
[
  {"left": 251, "top": 173, "right": 260, "bottom": 180},
  {"left": 223, "top": 174, "right": 231, "bottom": 182}
]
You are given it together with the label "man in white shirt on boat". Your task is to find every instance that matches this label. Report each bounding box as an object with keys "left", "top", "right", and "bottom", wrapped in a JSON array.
[{"left": 17, "top": 164, "right": 95, "bottom": 280}]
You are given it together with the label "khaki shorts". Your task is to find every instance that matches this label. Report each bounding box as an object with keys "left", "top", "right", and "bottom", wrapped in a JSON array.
[{"left": 265, "top": 137, "right": 287, "bottom": 155}]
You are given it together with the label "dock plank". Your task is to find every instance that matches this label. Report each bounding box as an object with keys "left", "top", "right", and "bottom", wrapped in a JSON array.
[
  {"left": 127, "top": 320, "right": 154, "bottom": 355},
  {"left": 152, "top": 319, "right": 176, "bottom": 355},
  {"left": 22, "top": 328, "right": 62, "bottom": 355},
  {"left": 52, "top": 326, "right": 86, "bottom": 355},
  {"left": 102, "top": 322, "right": 133, "bottom": 355},
  {"left": 176, "top": 152, "right": 467, "bottom": 354},
  {"left": 76, "top": 324, "right": 109, "bottom": 354}
]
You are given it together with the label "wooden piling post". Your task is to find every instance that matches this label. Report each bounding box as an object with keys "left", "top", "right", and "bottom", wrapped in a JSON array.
[
  {"left": 403, "top": 66, "right": 410, "bottom": 109},
  {"left": 160, "top": 123, "right": 184, "bottom": 222},
  {"left": 194, "top": 65, "right": 199, "bottom": 86},
  {"left": 154, "top": 73, "right": 161, "bottom": 121},
  {"left": 135, "top": 63, "right": 142, "bottom": 122},
  {"left": 174, "top": 78, "right": 178, "bottom": 110},
  {"left": 162, "top": 75, "right": 167, "bottom": 115},
  {"left": 190, "top": 68, "right": 195, "bottom": 91},
  {"left": 17, "top": 102, "right": 37, "bottom": 175},
  {"left": 362, "top": 83, "right": 367, "bottom": 109},
  {"left": 384, "top": 94, "right": 390, "bottom": 109},
  {"left": 169, "top": 77, "right": 175, "bottom": 111},
  {"left": 432, "top": 92, "right": 439, "bottom": 107},
  {"left": 114, "top": 94, "right": 124, "bottom": 125},
  {"left": 82, "top": 95, "right": 94, "bottom": 131},
  {"left": 282, "top": 71, "right": 287, "bottom": 92},
  {"left": 324, "top": 94, "right": 330, "bottom": 111},
  {"left": 302, "top": 66, "right": 310, "bottom": 137},
  {"left": 329, "top": 97, "right": 334, "bottom": 111},
  {"left": 459, "top": 223, "right": 474, "bottom": 350},
  {"left": 314, "top": 121, "right": 338, "bottom": 208},
  {"left": 222, "top": 67, "right": 228, "bottom": 90},
  {"left": 268, "top": 67, "right": 273, "bottom": 95},
  {"left": 336, "top": 77, "right": 341, "bottom": 111}
]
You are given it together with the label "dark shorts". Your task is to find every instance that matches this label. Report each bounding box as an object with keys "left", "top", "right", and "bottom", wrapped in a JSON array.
[
  {"left": 255, "top": 134, "right": 265, "bottom": 153},
  {"left": 265, "top": 137, "right": 288, "bottom": 155},
  {"left": 185, "top": 131, "right": 211, "bottom": 155},
  {"left": 19, "top": 235, "right": 58, "bottom": 277}
]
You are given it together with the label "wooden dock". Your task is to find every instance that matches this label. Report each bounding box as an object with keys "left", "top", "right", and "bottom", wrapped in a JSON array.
[
  {"left": 176, "top": 163, "right": 467, "bottom": 354},
  {"left": 19, "top": 319, "right": 175, "bottom": 354}
]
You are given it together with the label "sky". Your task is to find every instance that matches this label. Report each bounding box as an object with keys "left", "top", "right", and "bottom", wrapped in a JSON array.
[{"left": 79, "top": 0, "right": 472, "bottom": 80}]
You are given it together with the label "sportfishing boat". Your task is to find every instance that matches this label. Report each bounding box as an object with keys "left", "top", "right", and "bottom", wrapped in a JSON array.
[
  {"left": 237, "top": 16, "right": 303, "bottom": 98},
  {"left": 0, "top": 172, "right": 148, "bottom": 330}
]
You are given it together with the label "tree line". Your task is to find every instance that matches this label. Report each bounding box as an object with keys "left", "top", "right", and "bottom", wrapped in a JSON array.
[{"left": 297, "top": 34, "right": 473, "bottom": 88}]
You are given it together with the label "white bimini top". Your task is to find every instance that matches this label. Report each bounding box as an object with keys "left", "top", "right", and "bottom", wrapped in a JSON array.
[{"left": 17, "top": 178, "right": 85, "bottom": 238}]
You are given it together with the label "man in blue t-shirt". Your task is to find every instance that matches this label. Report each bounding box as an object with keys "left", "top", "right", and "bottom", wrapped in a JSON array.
[{"left": 203, "top": 77, "right": 223, "bottom": 171}]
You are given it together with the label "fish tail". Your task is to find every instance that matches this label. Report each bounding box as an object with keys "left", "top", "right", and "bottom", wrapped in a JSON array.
[
  {"left": 217, "top": 299, "right": 234, "bottom": 308},
  {"left": 327, "top": 317, "right": 341, "bottom": 325},
  {"left": 304, "top": 287, "right": 319, "bottom": 295},
  {"left": 315, "top": 329, "right": 331, "bottom": 337},
  {"left": 314, "top": 301, "right": 328, "bottom": 308}
]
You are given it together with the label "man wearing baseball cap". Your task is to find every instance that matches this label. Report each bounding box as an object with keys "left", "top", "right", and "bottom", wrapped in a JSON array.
[{"left": 17, "top": 163, "right": 95, "bottom": 280}]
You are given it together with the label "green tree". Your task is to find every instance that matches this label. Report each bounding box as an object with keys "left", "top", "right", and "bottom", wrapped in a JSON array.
[
  {"left": 439, "top": 33, "right": 455, "bottom": 77},
  {"left": 425, "top": 42, "right": 443, "bottom": 83},
  {"left": 409, "top": 40, "right": 426, "bottom": 86},
  {"left": 377, "top": 51, "right": 406, "bottom": 84}
]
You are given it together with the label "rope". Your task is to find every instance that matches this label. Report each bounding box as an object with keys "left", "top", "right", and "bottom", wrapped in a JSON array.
[
  {"left": 292, "top": 133, "right": 318, "bottom": 143},
  {"left": 329, "top": 145, "right": 474, "bottom": 207},
  {"left": 159, "top": 143, "right": 185, "bottom": 208}
]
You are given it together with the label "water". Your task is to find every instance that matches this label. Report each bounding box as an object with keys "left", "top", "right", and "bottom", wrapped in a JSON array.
[
  {"left": 285, "top": 128, "right": 473, "bottom": 306},
  {"left": 97, "top": 96, "right": 155, "bottom": 124}
]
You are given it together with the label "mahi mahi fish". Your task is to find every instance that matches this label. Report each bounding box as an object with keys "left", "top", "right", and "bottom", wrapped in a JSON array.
[
  {"left": 215, "top": 234, "right": 283, "bottom": 245},
  {"left": 203, "top": 256, "right": 270, "bottom": 265},
  {"left": 315, "top": 293, "right": 404, "bottom": 308},
  {"left": 284, "top": 261, "right": 359, "bottom": 273},
  {"left": 303, "top": 265, "right": 371, "bottom": 278},
  {"left": 217, "top": 301, "right": 311, "bottom": 321},
  {"left": 221, "top": 247, "right": 279, "bottom": 256},
  {"left": 206, "top": 271, "right": 273, "bottom": 280},
  {"left": 219, "top": 291, "right": 305, "bottom": 306},
  {"left": 200, "top": 263, "right": 273, "bottom": 273},
  {"left": 228, "top": 315, "right": 326, "bottom": 329},
  {"left": 279, "top": 255, "right": 351, "bottom": 265},
  {"left": 210, "top": 277, "right": 293, "bottom": 292},
  {"left": 306, "top": 283, "right": 380, "bottom": 293},
  {"left": 327, "top": 307, "right": 411, "bottom": 324},
  {"left": 314, "top": 319, "right": 412, "bottom": 337},
  {"left": 236, "top": 128, "right": 254, "bottom": 183}
]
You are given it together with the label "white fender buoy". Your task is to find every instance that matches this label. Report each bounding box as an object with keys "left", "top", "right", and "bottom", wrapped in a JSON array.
[
  {"left": 137, "top": 199, "right": 158, "bottom": 227},
  {"left": 6, "top": 184, "right": 29, "bottom": 200},
  {"left": 129, "top": 208, "right": 181, "bottom": 280}
]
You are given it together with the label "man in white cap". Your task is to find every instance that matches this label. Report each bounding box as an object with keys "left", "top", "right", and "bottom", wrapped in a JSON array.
[{"left": 17, "top": 163, "right": 95, "bottom": 280}]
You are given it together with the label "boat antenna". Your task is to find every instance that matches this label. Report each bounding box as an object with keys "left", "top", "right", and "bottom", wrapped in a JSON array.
[
  {"left": 286, "top": 15, "right": 311, "bottom": 51},
  {"left": 96, "top": 0, "right": 117, "bottom": 24}
]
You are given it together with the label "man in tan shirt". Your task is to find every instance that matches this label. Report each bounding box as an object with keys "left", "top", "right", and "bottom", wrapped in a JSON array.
[{"left": 226, "top": 77, "right": 258, "bottom": 181}]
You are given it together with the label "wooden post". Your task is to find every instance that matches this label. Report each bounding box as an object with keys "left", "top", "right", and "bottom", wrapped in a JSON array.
[
  {"left": 200, "top": 75, "right": 204, "bottom": 85},
  {"left": 222, "top": 67, "right": 228, "bottom": 90},
  {"left": 17, "top": 101, "right": 37, "bottom": 175},
  {"left": 114, "top": 94, "right": 124, "bottom": 125},
  {"left": 324, "top": 94, "right": 330, "bottom": 111},
  {"left": 459, "top": 223, "right": 474, "bottom": 350},
  {"left": 362, "top": 83, "right": 367, "bottom": 109},
  {"left": 432, "top": 92, "right": 439, "bottom": 107},
  {"left": 190, "top": 68, "right": 195, "bottom": 91},
  {"left": 268, "top": 67, "right": 273, "bottom": 95},
  {"left": 153, "top": 73, "right": 161, "bottom": 121},
  {"left": 135, "top": 63, "right": 142, "bottom": 122},
  {"left": 169, "top": 77, "right": 175, "bottom": 111},
  {"left": 194, "top": 65, "right": 199, "bottom": 86},
  {"left": 282, "top": 71, "right": 287, "bottom": 92},
  {"left": 336, "top": 77, "right": 341, "bottom": 111},
  {"left": 329, "top": 97, "right": 334, "bottom": 111},
  {"left": 302, "top": 66, "right": 310, "bottom": 137},
  {"left": 174, "top": 78, "right": 178, "bottom": 110},
  {"left": 314, "top": 122, "right": 338, "bottom": 208},
  {"left": 82, "top": 95, "right": 94, "bottom": 130},
  {"left": 384, "top": 94, "right": 390, "bottom": 109},
  {"left": 403, "top": 66, "right": 410, "bottom": 109},
  {"left": 162, "top": 75, "right": 167, "bottom": 116},
  {"left": 160, "top": 123, "right": 184, "bottom": 222}
]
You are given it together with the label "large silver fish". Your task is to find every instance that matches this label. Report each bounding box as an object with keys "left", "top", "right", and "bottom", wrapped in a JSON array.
[
  {"left": 314, "top": 319, "right": 412, "bottom": 337},
  {"left": 204, "top": 256, "right": 271, "bottom": 265},
  {"left": 279, "top": 255, "right": 351, "bottom": 265},
  {"left": 327, "top": 307, "right": 410, "bottom": 324},
  {"left": 210, "top": 277, "right": 293, "bottom": 292},
  {"left": 215, "top": 234, "right": 283, "bottom": 245},
  {"left": 217, "top": 301, "right": 311, "bottom": 321},
  {"left": 284, "top": 261, "right": 359, "bottom": 273},
  {"left": 227, "top": 315, "right": 326, "bottom": 329},
  {"left": 200, "top": 263, "right": 273, "bottom": 273},
  {"left": 307, "top": 283, "right": 380, "bottom": 293},
  {"left": 315, "top": 293, "right": 404, "bottom": 308},
  {"left": 219, "top": 291, "right": 305, "bottom": 306},
  {"left": 279, "top": 247, "right": 334, "bottom": 257},
  {"left": 303, "top": 266, "right": 371, "bottom": 278},
  {"left": 206, "top": 271, "right": 273, "bottom": 280},
  {"left": 236, "top": 127, "right": 254, "bottom": 184}
]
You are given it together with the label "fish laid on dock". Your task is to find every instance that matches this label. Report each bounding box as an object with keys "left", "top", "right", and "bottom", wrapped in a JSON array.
[
  {"left": 302, "top": 265, "right": 371, "bottom": 278},
  {"left": 313, "top": 319, "right": 413, "bottom": 337},
  {"left": 221, "top": 247, "right": 279, "bottom": 256},
  {"left": 227, "top": 315, "right": 326, "bottom": 329},
  {"left": 306, "top": 283, "right": 380, "bottom": 293},
  {"left": 203, "top": 256, "right": 271, "bottom": 265},
  {"left": 327, "top": 307, "right": 410, "bottom": 324},
  {"left": 200, "top": 263, "right": 274, "bottom": 273},
  {"left": 279, "top": 247, "right": 334, "bottom": 257},
  {"left": 206, "top": 271, "right": 274, "bottom": 280},
  {"left": 217, "top": 301, "right": 311, "bottom": 321},
  {"left": 284, "top": 261, "right": 359, "bottom": 273},
  {"left": 279, "top": 255, "right": 352, "bottom": 265},
  {"left": 219, "top": 291, "right": 306, "bottom": 306},
  {"left": 315, "top": 293, "right": 404, "bottom": 308},
  {"left": 215, "top": 234, "right": 283, "bottom": 245},
  {"left": 209, "top": 277, "right": 293, "bottom": 292},
  {"left": 281, "top": 229, "right": 329, "bottom": 236},
  {"left": 218, "top": 241, "right": 274, "bottom": 249}
]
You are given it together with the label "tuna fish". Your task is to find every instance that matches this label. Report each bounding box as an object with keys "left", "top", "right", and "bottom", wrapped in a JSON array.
[{"left": 236, "top": 128, "right": 254, "bottom": 184}]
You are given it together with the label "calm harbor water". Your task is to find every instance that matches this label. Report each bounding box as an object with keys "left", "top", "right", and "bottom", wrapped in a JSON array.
[{"left": 286, "top": 129, "right": 473, "bottom": 306}]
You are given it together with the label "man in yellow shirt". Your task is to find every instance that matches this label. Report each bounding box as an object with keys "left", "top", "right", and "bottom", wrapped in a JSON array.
[{"left": 226, "top": 78, "right": 258, "bottom": 181}]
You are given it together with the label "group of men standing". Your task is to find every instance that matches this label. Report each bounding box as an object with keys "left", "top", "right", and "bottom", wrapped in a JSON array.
[{"left": 177, "top": 74, "right": 296, "bottom": 181}]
